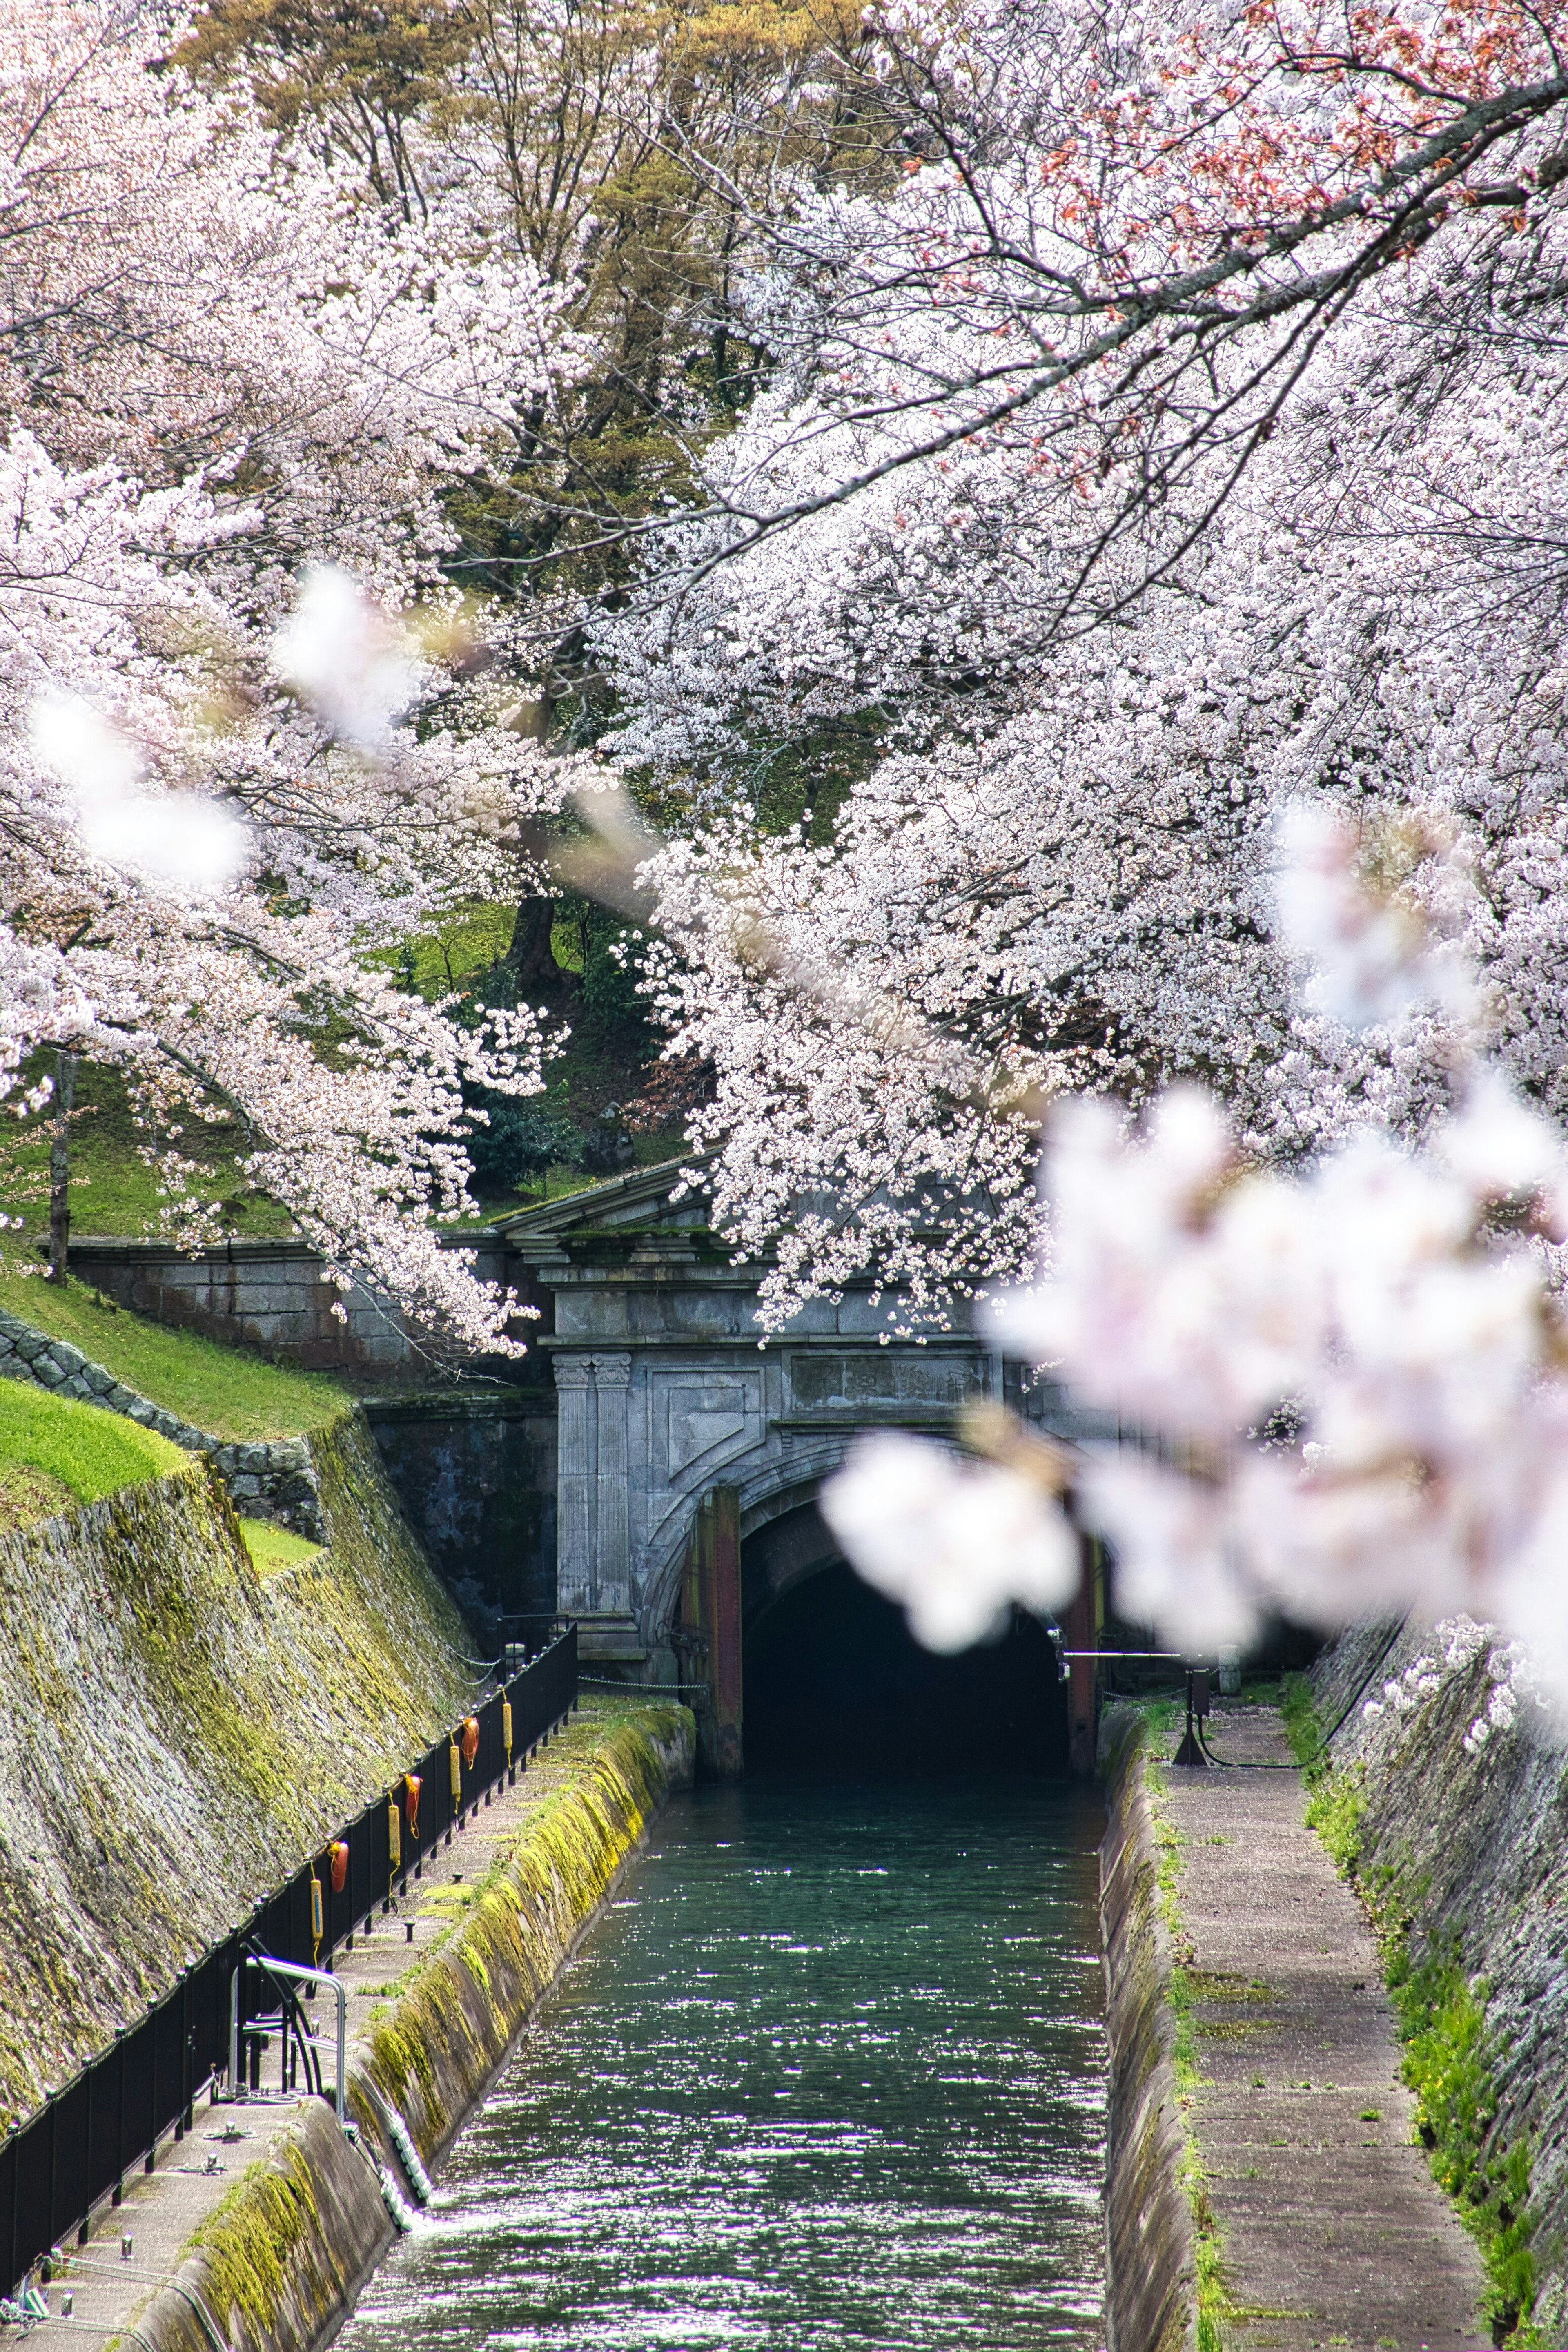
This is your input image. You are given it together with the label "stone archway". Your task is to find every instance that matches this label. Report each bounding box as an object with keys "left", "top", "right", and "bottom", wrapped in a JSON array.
[
  {"left": 497, "top": 1160, "right": 1003, "bottom": 1677},
  {"left": 494, "top": 1160, "right": 1097, "bottom": 1774}
]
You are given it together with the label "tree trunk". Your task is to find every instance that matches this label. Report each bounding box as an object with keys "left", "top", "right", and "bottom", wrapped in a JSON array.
[
  {"left": 47, "top": 1050, "right": 78, "bottom": 1285},
  {"left": 504, "top": 896, "right": 561, "bottom": 990}
]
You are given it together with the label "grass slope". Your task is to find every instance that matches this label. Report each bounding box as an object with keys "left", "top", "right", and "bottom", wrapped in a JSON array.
[
  {"left": 0, "top": 1379, "right": 184, "bottom": 1529},
  {"left": 0, "top": 1058, "right": 294, "bottom": 1240},
  {"left": 238, "top": 1518, "right": 324, "bottom": 1579},
  {"left": 0, "top": 1270, "right": 348, "bottom": 1440}
]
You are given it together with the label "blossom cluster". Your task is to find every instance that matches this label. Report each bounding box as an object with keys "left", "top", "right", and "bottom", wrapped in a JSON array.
[
  {"left": 1359, "top": 1616, "right": 1546, "bottom": 1756},
  {"left": 816, "top": 811, "right": 1568, "bottom": 1719},
  {"left": 0, "top": 3, "right": 598, "bottom": 1352},
  {"left": 603, "top": 0, "right": 1568, "bottom": 1330}
]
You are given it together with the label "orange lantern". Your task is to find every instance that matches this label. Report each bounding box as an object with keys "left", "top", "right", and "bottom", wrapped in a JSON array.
[
  {"left": 329, "top": 1840, "right": 350, "bottom": 1894},
  {"left": 461, "top": 1715, "right": 480, "bottom": 1770},
  {"left": 404, "top": 1773, "right": 421, "bottom": 1840}
]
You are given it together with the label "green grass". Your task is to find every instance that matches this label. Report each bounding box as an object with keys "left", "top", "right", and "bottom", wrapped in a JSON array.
[
  {"left": 0, "top": 1057, "right": 294, "bottom": 1241},
  {"left": 0, "top": 1271, "right": 349, "bottom": 1440},
  {"left": 0, "top": 1379, "right": 183, "bottom": 1512},
  {"left": 238, "top": 1518, "right": 324, "bottom": 1578},
  {"left": 1280, "top": 1670, "right": 1329, "bottom": 1774}
]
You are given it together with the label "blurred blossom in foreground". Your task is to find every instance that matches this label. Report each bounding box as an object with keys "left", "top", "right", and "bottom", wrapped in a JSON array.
[
  {"left": 819, "top": 1431, "right": 1079, "bottom": 1651},
  {"left": 31, "top": 696, "right": 248, "bottom": 894},
  {"left": 821, "top": 801, "right": 1568, "bottom": 1726},
  {"left": 1272, "top": 799, "right": 1472, "bottom": 1031},
  {"left": 270, "top": 565, "right": 417, "bottom": 751}
]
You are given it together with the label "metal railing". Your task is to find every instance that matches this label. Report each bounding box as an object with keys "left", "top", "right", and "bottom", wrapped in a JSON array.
[{"left": 0, "top": 1623, "right": 577, "bottom": 2297}]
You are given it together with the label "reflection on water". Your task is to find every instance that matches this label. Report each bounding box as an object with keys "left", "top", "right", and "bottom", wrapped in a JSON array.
[{"left": 337, "top": 1780, "right": 1106, "bottom": 2351}]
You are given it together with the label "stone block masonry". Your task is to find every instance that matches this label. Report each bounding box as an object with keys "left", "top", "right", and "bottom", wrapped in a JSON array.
[
  {"left": 0, "top": 1304, "right": 325, "bottom": 1537},
  {"left": 69, "top": 1234, "right": 523, "bottom": 1376},
  {"left": 0, "top": 1410, "right": 474, "bottom": 2132},
  {"left": 1312, "top": 1619, "right": 1568, "bottom": 2338}
]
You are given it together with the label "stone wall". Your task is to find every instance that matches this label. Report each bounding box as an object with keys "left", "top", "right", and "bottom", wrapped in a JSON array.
[
  {"left": 0, "top": 1410, "right": 473, "bottom": 2128},
  {"left": 1098, "top": 1706, "right": 1196, "bottom": 2352},
  {"left": 1314, "top": 1621, "right": 1568, "bottom": 2333},
  {"left": 363, "top": 1389, "right": 557, "bottom": 1652},
  {"left": 0, "top": 1304, "right": 325, "bottom": 1537},
  {"left": 68, "top": 1235, "right": 525, "bottom": 1375}
]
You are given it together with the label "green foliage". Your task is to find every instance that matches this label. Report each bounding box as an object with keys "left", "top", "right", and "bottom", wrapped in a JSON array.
[
  {"left": 1304, "top": 1765, "right": 1366, "bottom": 1879},
  {"left": 1280, "top": 1669, "right": 1330, "bottom": 1780},
  {"left": 1385, "top": 1938, "right": 1542, "bottom": 2343},
  {"left": 579, "top": 915, "right": 651, "bottom": 1046},
  {"left": 0, "top": 1272, "right": 350, "bottom": 1440},
  {"left": 0, "top": 1379, "right": 184, "bottom": 1505},
  {"left": 463, "top": 1095, "right": 584, "bottom": 1195}
]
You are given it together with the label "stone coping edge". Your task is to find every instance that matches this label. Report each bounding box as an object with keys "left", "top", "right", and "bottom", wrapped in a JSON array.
[
  {"left": 1100, "top": 1704, "right": 1197, "bottom": 2352},
  {"left": 129, "top": 1701, "right": 696, "bottom": 2352}
]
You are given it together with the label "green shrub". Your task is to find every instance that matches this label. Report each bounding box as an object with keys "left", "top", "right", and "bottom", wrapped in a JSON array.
[{"left": 464, "top": 1094, "right": 583, "bottom": 1193}]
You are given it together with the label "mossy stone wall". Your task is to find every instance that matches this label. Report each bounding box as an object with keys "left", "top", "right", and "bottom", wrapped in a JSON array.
[
  {"left": 1313, "top": 1623, "right": 1568, "bottom": 2333},
  {"left": 0, "top": 1408, "right": 473, "bottom": 2126},
  {"left": 1100, "top": 1706, "right": 1196, "bottom": 2352},
  {"left": 138, "top": 1701, "right": 695, "bottom": 2352}
]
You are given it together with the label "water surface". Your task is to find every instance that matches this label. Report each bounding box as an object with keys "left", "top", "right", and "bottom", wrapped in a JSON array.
[{"left": 339, "top": 1780, "right": 1106, "bottom": 2351}]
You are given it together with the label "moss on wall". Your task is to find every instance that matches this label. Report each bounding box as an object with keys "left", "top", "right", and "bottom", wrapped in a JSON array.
[
  {"left": 1100, "top": 1706, "right": 1197, "bottom": 2352},
  {"left": 159, "top": 1701, "right": 695, "bottom": 2352},
  {"left": 1297, "top": 1643, "right": 1563, "bottom": 2347},
  {"left": 0, "top": 1407, "right": 474, "bottom": 2127}
]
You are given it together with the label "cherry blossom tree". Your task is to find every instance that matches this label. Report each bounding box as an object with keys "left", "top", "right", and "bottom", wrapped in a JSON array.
[
  {"left": 0, "top": 3, "right": 597, "bottom": 1353},
  {"left": 822, "top": 815, "right": 1568, "bottom": 1723},
  {"left": 588, "top": 0, "right": 1568, "bottom": 1331}
]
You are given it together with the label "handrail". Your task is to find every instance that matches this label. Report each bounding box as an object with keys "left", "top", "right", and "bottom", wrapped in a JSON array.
[
  {"left": 231, "top": 1957, "right": 347, "bottom": 2122},
  {"left": 0, "top": 1623, "right": 578, "bottom": 2296}
]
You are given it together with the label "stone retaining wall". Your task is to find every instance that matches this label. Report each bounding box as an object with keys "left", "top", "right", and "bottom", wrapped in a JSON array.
[
  {"left": 0, "top": 1306, "right": 325, "bottom": 1537},
  {"left": 363, "top": 1390, "right": 557, "bottom": 1651},
  {"left": 69, "top": 1235, "right": 523, "bottom": 1375},
  {"left": 1314, "top": 1620, "right": 1568, "bottom": 2334},
  {"left": 0, "top": 1414, "right": 472, "bottom": 2129},
  {"left": 1099, "top": 1705, "right": 1195, "bottom": 2352}
]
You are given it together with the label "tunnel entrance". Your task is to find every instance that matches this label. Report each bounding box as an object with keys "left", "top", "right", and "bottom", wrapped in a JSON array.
[{"left": 744, "top": 1557, "right": 1070, "bottom": 1777}]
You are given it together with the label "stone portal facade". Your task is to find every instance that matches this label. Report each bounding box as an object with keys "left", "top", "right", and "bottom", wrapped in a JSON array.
[{"left": 497, "top": 1162, "right": 1002, "bottom": 1669}]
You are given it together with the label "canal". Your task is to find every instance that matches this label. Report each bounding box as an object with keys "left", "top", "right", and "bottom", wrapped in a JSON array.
[{"left": 337, "top": 1777, "right": 1107, "bottom": 2351}]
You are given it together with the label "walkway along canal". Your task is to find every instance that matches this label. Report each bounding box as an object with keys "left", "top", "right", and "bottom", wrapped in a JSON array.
[{"left": 334, "top": 1779, "right": 1107, "bottom": 2352}]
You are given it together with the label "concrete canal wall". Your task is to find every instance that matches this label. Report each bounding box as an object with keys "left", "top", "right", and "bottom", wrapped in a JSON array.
[
  {"left": 1099, "top": 1708, "right": 1195, "bottom": 2352},
  {"left": 134, "top": 1702, "right": 694, "bottom": 2352}
]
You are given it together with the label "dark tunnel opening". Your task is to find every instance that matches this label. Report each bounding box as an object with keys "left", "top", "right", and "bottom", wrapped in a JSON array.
[{"left": 744, "top": 1558, "right": 1070, "bottom": 1777}]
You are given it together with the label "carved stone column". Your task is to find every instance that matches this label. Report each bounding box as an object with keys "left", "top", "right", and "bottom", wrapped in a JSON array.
[
  {"left": 553, "top": 1354, "right": 594, "bottom": 1616},
  {"left": 592, "top": 1351, "right": 633, "bottom": 1615}
]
